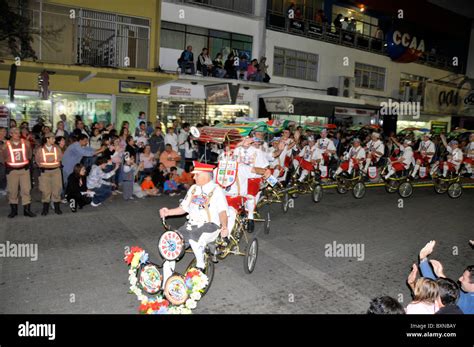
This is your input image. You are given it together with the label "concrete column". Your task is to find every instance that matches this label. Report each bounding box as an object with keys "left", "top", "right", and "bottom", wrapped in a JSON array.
[{"left": 466, "top": 21, "right": 474, "bottom": 78}]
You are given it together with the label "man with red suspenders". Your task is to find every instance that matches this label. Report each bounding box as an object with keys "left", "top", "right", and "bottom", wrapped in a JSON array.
[
  {"left": 384, "top": 138, "right": 414, "bottom": 179},
  {"left": 315, "top": 129, "right": 336, "bottom": 166},
  {"left": 363, "top": 132, "right": 385, "bottom": 175},
  {"left": 233, "top": 137, "right": 270, "bottom": 231},
  {"left": 35, "top": 133, "right": 64, "bottom": 216},
  {"left": 1, "top": 127, "right": 36, "bottom": 218},
  {"left": 438, "top": 135, "right": 463, "bottom": 178},
  {"left": 296, "top": 136, "right": 322, "bottom": 182},
  {"left": 333, "top": 138, "right": 366, "bottom": 178},
  {"left": 411, "top": 133, "right": 435, "bottom": 179}
]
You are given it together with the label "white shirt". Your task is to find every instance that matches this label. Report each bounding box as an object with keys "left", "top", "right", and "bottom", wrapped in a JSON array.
[
  {"left": 164, "top": 133, "right": 178, "bottom": 152},
  {"left": 418, "top": 140, "right": 435, "bottom": 158},
  {"left": 399, "top": 145, "right": 415, "bottom": 168},
  {"left": 366, "top": 140, "right": 384, "bottom": 158},
  {"left": 216, "top": 162, "right": 251, "bottom": 197},
  {"left": 447, "top": 146, "right": 463, "bottom": 167},
  {"left": 178, "top": 130, "right": 189, "bottom": 150},
  {"left": 234, "top": 146, "right": 257, "bottom": 166},
  {"left": 180, "top": 181, "right": 228, "bottom": 226},
  {"left": 316, "top": 138, "right": 336, "bottom": 153},
  {"left": 344, "top": 145, "right": 366, "bottom": 160}
]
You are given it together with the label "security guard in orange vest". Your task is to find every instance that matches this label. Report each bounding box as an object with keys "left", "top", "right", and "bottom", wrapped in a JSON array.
[
  {"left": 1, "top": 127, "right": 36, "bottom": 218},
  {"left": 35, "top": 133, "right": 64, "bottom": 215}
]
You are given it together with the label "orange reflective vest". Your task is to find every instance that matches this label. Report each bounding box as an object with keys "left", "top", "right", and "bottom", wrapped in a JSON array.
[
  {"left": 6, "top": 140, "right": 29, "bottom": 167},
  {"left": 40, "top": 146, "right": 60, "bottom": 167}
]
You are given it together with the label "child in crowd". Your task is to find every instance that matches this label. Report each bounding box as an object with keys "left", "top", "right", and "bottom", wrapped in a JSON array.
[
  {"left": 176, "top": 164, "right": 194, "bottom": 190},
  {"left": 141, "top": 175, "right": 161, "bottom": 196},
  {"left": 163, "top": 167, "right": 181, "bottom": 196},
  {"left": 122, "top": 155, "right": 138, "bottom": 200},
  {"left": 152, "top": 163, "right": 168, "bottom": 191}
]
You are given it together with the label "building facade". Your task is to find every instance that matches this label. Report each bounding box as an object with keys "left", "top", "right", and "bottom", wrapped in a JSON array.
[{"left": 0, "top": 0, "right": 173, "bottom": 133}]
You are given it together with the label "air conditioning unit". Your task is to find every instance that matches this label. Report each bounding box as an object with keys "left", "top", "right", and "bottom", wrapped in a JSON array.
[{"left": 338, "top": 76, "right": 355, "bottom": 98}]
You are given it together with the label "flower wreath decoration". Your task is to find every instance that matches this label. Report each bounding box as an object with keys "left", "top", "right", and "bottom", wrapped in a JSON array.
[{"left": 124, "top": 246, "right": 209, "bottom": 314}]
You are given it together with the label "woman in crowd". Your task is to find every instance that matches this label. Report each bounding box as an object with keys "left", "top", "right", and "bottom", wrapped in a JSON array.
[
  {"left": 89, "top": 127, "right": 103, "bottom": 151},
  {"left": 406, "top": 277, "right": 439, "bottom": 314},
  {"left": 212, "top": 53, "right": 226, "bottom": 78},
  {"left": 138, "top": 144, "right": 156, "bottom": 182},
  {"left": 55, "top": 136, "right": 67, "bottom": 153},
  {"left": 66, "top": 163, "right": 92, "bottom": 212},
  {"left": 55, "top": 121, "right": 68, "bottom": 138},
  {"left": 224, "top": 52, "right": 237, "bottom": 79}
]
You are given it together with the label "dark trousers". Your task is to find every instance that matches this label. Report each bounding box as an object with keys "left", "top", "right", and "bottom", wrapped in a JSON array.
[
  {"left": 91, "top": 185, "right": 112, "bottom": 204},
  {"left": 0, "top": 163, "right": 6, "bottom": 190}
]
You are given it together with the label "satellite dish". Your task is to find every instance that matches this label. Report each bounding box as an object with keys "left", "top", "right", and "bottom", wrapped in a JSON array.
[{"left": 190, "top": 126, "right": 200, "bottom": 138}]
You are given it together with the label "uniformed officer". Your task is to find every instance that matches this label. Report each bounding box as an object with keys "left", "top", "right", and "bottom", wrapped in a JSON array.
[
  {"left": 411, "top": 133, "right": 435, "bottom": 179},
  {"left": 333, "top": 138, "right": 366, "bottom": 178},
  {"left": 363, "top": 132, "right": 385, "bottom": 173},
  {"left": 35, "top": 133, "right": 64, "bottom": 216},
  {"left": 2, "top": 127, "right": 36, "bottom": 218}
]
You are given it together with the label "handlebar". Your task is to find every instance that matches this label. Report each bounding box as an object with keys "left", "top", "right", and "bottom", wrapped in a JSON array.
[{"left": 161, "top": 216, "right": 171, "bottom": 231}]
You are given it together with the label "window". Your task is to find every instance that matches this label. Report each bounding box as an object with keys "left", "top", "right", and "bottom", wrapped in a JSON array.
[
  {"left": 399, "top": 73, "right": 427, "bottom": 103},
  {"left": 354, "top": 63, "right": 385, "bottom": 90},
  {"left": 160, "top": 21, "right": 253, "bottom": 60},
  {"left": 332, "top": 5, "right": 378, "bottom": 37},
  {"left": 273, "top": 47, "right": 318, "bottom": 81},
  {"left": 185, "top": 0, "right": 253, "bottom": 15}
]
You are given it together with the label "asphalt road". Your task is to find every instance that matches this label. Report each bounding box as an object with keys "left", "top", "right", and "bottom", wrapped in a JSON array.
[{"left": 0, "top": 184, "right": 472, "bottom": 314}]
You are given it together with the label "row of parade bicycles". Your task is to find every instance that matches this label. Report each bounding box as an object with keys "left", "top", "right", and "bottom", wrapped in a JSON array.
[{"left": 128, "top": 127, "right": 473, "bottom": 307}]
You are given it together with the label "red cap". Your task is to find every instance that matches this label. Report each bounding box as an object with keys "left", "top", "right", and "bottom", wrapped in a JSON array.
[{"left": 191, "top": 161, "right": 215, "bottom": 173}]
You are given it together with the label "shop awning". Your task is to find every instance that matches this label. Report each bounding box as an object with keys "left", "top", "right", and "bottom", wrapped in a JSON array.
[{"left": 260, "top": 87, "right": 378, "bottom": 115}]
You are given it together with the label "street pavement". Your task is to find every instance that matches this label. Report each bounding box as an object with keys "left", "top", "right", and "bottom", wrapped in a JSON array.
[{"left": 0, "top": 185, "right": 472, "bottom": 314}]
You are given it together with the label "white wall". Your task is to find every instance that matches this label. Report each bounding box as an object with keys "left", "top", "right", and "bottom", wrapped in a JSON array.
[
  {"left": 161, "top": 2, "right": 265, "bottom": 64},
  {"left": 265, "top": 30, "right": 454, "bottom": 101}
]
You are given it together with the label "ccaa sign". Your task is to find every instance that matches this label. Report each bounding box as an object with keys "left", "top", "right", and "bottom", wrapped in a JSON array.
[{"left": 387, "top": 30, "right": 425, "bottom": 63}]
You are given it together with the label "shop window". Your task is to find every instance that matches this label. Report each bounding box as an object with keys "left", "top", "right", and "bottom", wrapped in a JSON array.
[
  {"left": 116, "top": 96, "right": 149, "bottom": 134},
  {"left": 51, "top": 93, "right": 112, "bottom": 131},
  {"left": 0, "top": 93, "right": 51, "bottom": 129}
]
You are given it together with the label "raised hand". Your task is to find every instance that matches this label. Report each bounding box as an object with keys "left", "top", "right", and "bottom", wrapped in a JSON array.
[
  {"left": 419, "top": 240, "right": 436, "bottom": 260},
  {"left": 407, "top": 263, "right": 418, "bottom": 289},
  {"left": 429, "top": 259, "right": 446, "bottom": 278}
]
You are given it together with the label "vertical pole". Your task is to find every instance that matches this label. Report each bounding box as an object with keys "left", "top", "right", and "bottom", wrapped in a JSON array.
[{"left": 39, "top": 0, "right": 43, "bottom": 60}]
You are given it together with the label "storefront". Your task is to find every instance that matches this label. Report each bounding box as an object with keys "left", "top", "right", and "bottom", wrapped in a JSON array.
[
  {"left": 1, "top": 90, "right": 150, "bottom": 133},
  {"left": 261, "top": 88, "right": 374, "bottom": 127},
  {"left": 157, "top": 82, "right": 252, "bottom": 126}
]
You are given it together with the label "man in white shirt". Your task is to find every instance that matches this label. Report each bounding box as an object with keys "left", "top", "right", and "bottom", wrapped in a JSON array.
[
  {"left": 178, "top": 123, "right": 190, "bottom": 169},
  {"left": 164, "top": 127, "right": 179, "bottom": 152},
  {"left": 363, "top": 132, "right": 385, "bottom": 173},
  {"left": 159, "top": 161, "right": 228, "bottom": 273},
  {"left": 334, "top": 138, "right": 366, "bottom": 177},
  {"left": 296, "top": 136, "right": 322, "bottom": 182},
  {"left": 384, "top": 139, "right": 414, "bottom": 179},
  {"left": 316, "top": 129, "right": 336, "bottom": 166},
  {"left": 439, "top": 135, "right": 463, "bottom": 177},
  {"left": 233, "top": 137, "right": 270, "bottom": 231},
  {"left": 411, "top": 133, "right": 435, "bottom": 178}
]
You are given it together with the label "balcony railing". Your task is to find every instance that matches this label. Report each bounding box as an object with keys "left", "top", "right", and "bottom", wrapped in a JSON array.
[
  {"left": 164, "top": 0, "right": 254, "bottom": 16},
  {"left": 266, "top": 10, "right": 463, "bottom": 73},
  {"left": 2, "top": 4, "right": 150, "bottom": 70}
]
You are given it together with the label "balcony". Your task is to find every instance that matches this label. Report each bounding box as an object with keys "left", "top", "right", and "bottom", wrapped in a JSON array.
[
  {"left": 266, "top": 10, "right": 463, "bottom": 73},
  {"left": 2, "top": 3, "right": 150, "bottom": 70},
  {"left": 164, "top": 0, "right": 254, "bottom": 16}
]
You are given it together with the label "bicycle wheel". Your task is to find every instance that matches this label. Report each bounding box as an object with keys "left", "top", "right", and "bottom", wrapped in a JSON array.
[
  {"left": 352, "top": 182, "right": 366, "bottom": 199},
  {"left": 312, "top": 184, "right": 323, "bottom": 203},
  {"left": 244, "top": 238, "right": 258, "bottom": 274},
  {"left": 398, "top": 182, "right": 413, "bottom": 198},
  {"left": 336, "top": 182, "right": 348, "bottom": 194},
  {"left": 447, "top": 182, "right": 462, "bottom": 199},
  {"left": 263, "top": 206, "right": 271, "bottom": 235},
  {"left": 434, "top": 180, "right": 448, "bottom": 194},
  {"left": 385, "top": 180, "right": 399, "bottom": 193},
  {"left": 186, "top": 255, "right": 215, "bottom": 296}
]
